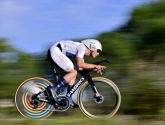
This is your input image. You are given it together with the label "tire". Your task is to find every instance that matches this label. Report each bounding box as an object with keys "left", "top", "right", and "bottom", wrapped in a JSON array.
[
  {"left": 78, "top": 77, "right": 121, "bottom": 119},
  {"left": 15, "top": 77, "right": 54, "bottom": 119}
]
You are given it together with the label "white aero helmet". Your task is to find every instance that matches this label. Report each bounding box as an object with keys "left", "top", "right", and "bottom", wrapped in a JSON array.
[{"left": 81, "top": 39, "right": 102, "bottom": 51}]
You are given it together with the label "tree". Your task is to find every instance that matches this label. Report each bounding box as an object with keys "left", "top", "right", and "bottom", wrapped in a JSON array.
[{"left": 0, "top": 38, "right": 42, "bottom": 98}]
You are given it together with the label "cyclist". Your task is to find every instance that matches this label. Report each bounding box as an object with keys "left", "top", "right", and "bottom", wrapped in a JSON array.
[{"left": 47, "top": 39, "right": 106, "bottom": 108}]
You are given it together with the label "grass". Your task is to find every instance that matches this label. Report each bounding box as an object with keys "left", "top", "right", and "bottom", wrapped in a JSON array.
[
  {"left": 1, "top": 113, "right": 165, "bottom": 125},
  {"left": 1, "top": 107, "right": 165, "bottom": 125}
]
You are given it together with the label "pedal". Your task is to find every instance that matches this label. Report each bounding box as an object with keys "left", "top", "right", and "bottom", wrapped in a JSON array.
[{"left": 54, "top": 102, "right": 59, "bottom": 109}]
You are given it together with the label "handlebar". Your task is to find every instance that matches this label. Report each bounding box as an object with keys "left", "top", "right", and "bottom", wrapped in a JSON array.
[
  {"left": 92, "top": 57, "right": 110, "bottom": 75},
  {"left": 78, "top": 57, "right": 110, "bottom": 75},
  {"left": 92, "top": 58, "right": 110, "bottom": 65}
]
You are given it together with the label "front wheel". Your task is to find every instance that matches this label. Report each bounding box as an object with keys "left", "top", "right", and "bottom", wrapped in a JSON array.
[
  {"left": 78, "top": 77, "right": 121, "bottom": 119},
  {"left": 15, "top": 77, "right": 54, "bottom": 119}
]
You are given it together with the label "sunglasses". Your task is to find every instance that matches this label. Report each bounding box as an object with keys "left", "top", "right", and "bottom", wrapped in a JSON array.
[{"left": 97, "top": 49, "right": 101, "bottom": 53}]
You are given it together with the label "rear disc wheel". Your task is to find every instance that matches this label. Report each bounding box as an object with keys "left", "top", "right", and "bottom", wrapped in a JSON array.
[{"left": 15, "top": 77, "right": 54, "bottom": 119}]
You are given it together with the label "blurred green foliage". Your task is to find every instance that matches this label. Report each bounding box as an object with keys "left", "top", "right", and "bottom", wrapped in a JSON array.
[
  {"left": 1, "top": 0, "right": 165, "bottom": 117},
  {"left": 0, "top": 115, "right": 154, "bottom": 125},
  {"left": 0, "top": 38, "right": 42, "bottom": 98}
]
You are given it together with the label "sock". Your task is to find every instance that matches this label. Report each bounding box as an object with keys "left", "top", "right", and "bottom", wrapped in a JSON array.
[{"left": 54, "top": 78, "right": 68, "bottom": 92}]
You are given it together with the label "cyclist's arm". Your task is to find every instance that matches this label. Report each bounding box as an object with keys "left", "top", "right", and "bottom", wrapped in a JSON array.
[
  {"left": 76, "top": 44, "right": 101, "bottom": 69},
  {"left": 76, "top": 44, "right": 96, "bottom": 69},
  {"left": 77, "top": 57, "right": 96, "bottom": 69},
  {"left": 78, "top": 58, "right": 84, "bottom": 70}
]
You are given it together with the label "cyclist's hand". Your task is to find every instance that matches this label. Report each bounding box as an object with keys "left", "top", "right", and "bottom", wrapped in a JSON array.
[{"left": 94, "top": 65, "right": 106, "bottom": 75}]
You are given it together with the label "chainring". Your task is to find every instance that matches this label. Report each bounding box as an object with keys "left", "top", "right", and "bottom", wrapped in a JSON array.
[{"left": 54, "top": 95, "right": 70, "bottom": 111}]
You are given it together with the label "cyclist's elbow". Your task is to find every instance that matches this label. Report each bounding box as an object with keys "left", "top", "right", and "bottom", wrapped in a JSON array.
[
  {"left": 78, "top": 67, "right": 83, "bottom": 70},
  {"left": 77, "top": 62, "right": 84, "bottom": 69},
  {"left": 77, "top": 64, "right": 83, "bottom": 69}
]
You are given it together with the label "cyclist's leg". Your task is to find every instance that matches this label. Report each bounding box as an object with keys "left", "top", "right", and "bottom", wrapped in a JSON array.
[
  {"left": 48, "top": 45, "right": 77, "bottom": 101},
  {"left": 50, "top": 45, "right": 77, "bottom": 85},
  {"left": 63, "top": 69, "right": 77, "bottom": 85},
  {"left": 67, "top": 78, "right": 79, "bottom": 108},
  {"left": 64, "top": 71, "right": 78, "bottom": 108},
  {"left": 66, "top": 70, "right": 77, "bottom": 93}
]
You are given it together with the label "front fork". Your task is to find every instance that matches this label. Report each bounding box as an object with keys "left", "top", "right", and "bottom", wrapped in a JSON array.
[
  {"left": 86, "top": 75, "right": 100, "bottom": 97},
  {"left": 86, "top": 76, "right": 104, "bottom": 103}
]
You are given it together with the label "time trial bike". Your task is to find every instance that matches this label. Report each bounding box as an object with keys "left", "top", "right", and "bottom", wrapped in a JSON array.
[{"left": 15, "top": 53, "right": 121, "bottom": 119}]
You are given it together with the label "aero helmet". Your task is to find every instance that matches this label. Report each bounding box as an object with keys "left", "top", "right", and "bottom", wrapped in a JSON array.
[{"left": 81, "top": 39, "right": 102, "bottom": 51}]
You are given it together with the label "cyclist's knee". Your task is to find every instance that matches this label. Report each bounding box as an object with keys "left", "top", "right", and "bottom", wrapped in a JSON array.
[{"left": 69, "top": 69, "right": 77, "bottom": 76}]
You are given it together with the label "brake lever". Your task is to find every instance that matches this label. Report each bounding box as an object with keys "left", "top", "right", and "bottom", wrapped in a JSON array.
[{"left": 93, "top": 67, "right": 106, "bottom": 75}]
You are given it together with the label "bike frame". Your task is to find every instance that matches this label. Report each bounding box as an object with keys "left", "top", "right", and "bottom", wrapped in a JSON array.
[
  {"left": 47, "top": 57, "right": 109, "bottom": 99},
  {"left": 15, "top": 57, "right": 121, "bottom": 119},
  {"left": 52, "top": 69, "right": 99, "bottom": 98}
]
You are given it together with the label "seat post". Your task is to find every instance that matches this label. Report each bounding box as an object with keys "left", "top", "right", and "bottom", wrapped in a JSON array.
[
  {"left": 49, "top": 61, "right": 58, "bottom": 85},
  {"left": 49, "top": 61, "right": 62, "bottom": 94},
  {"left": 46, "top": 49, "right": 59, "bottom": 85}
]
